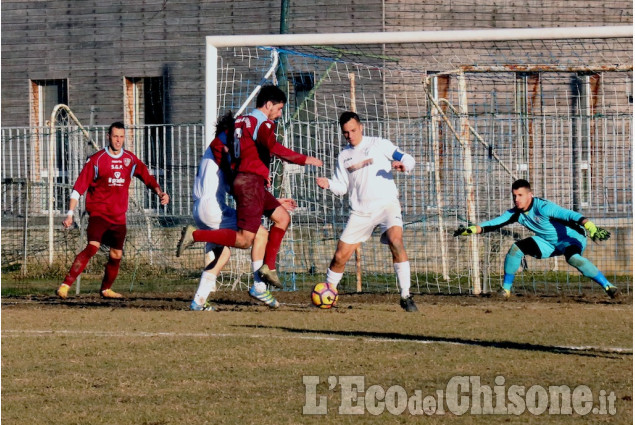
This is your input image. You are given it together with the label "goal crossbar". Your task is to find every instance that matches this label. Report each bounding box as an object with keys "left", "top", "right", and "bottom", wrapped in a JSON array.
[{"left": 205, "top": 26, "right": 633, "bottom": 141}]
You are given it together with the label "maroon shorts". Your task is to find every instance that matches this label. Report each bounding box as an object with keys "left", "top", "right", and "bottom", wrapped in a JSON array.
[
  {"left": 86, "top": 215, "right": 127, "bottom": 250},
  {"left": 232, "top": 172, "right": 281, "bottom": 233}
]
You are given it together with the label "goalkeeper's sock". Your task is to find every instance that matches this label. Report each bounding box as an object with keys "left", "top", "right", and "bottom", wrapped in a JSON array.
[
  {"left": 393, "top": 261, "right": 411, "bottom": 298},
  {"left": 193, "top": 271, "right": 217, "bottom": 305},
  {"left": 503, "top": 243, "right": 524, "bottom": 276},
  {"left": 100, "top": 257, "right": 121, "bottom": 291},
  {"left": 591, "top": 271, "right": 612, "bottom": 290},
  {"left": 63, "top": 244, "right": 99, "bottom": 286},
  {"left": 566, "top": 253, "right": 601, "bottom": 281},
  {"left": 263, "top": 226, "right": 286, "bottom": 270},
  {"left": 326, "top": 268, "right": 343, "bottom": 289},
  {"left": 252, "top": 260, "right": 264, "bottom": 284},
  {"left": 193, "top": 228, "right": 237, "bottom": 247},
  {"left": 502, "top": 274, "right": 515, "bottom": 291}
]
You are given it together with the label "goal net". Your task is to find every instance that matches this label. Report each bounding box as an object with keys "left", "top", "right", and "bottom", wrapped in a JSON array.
[{"left": 206, "top": 26, "right": 633, "bottom": 295}]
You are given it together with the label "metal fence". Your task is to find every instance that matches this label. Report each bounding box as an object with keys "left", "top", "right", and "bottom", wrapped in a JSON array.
[{"left": 1, "top": 117, "right": 632, "bottom": 294}]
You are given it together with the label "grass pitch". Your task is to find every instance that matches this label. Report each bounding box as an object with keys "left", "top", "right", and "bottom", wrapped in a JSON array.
[{"left": 1, "top": 290, "right": 632, "bottom": 424}]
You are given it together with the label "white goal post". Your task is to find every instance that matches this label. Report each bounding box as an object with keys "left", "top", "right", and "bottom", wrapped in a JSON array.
[{"left": 204, "top": 26, "right": 633, "bottom": 295}]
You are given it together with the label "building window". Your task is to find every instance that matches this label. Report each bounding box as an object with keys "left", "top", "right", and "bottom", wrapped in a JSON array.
[
  {"left": 124, "top": 76, "right": 166, "bottom": 210},
  {"left": 30, "top": 79, "right": 68, "bottom": 127}
]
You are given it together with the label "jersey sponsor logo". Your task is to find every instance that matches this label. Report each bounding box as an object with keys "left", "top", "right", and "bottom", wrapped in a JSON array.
[
  {"left": 112, "top": 164, "right": 123, "bottom": 170},
  {"left": 108, "top": 171, "right": 126, "bottom": 186},
  {"left": 346, "top": 158, "right": 374, "bottom": 172}
]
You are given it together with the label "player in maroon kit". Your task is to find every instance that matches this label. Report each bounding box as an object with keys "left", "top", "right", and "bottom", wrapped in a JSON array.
[
  {"left": 56, "top": 122, "right": 170, "bottom": 299},
  {"left": 177, "top": 85, "right": 322, "bottom": 305}
]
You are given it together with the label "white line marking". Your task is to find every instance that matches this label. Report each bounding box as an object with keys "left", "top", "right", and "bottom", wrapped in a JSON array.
[{"left": 2, "top": 329, "right": 631, "bottom": 354}]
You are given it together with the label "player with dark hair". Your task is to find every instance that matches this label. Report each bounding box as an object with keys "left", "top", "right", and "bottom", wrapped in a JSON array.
[
  {"left": 57, "top": 122, "right": 170, "bottom": 299},
  {"left": 454, "top": 179, "right": 618, "bottom": 298},
  {"left": 187, "top": 112, "right": 297, "bottom": 310},
  {"left": 316, "top": 111, "right": 418, "bottom": 312},
  {"left": 177, "top": 85, "right": 322, "bottom": 307}
]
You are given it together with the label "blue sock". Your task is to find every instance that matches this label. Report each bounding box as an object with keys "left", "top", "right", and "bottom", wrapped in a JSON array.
[
  {"left": 502, "top": 244, "right": 523, "bottom": 291},
  {"left": 567, "top": 254, "right": 609, "bottom": 289},
  {"left": 502, "top": 273, "right": 515, "bottom": 291},
  {"left": 592, "top": 271, "right": 612, "bottom": 290}
]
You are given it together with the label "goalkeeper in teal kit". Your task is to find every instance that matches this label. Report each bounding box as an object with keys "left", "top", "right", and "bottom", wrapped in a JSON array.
[{"left": 454, "top": 179, "right": 618, "bottom": 299}]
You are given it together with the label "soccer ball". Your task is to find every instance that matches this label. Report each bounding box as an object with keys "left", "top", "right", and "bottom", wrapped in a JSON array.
[{"left": 311, "top": 283, "right": 338, "bottom": 309}]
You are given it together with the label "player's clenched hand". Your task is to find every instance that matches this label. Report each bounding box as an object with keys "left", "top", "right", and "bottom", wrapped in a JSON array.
[
  {"left": 392, "top": 161, "right": 406, "bottom": 172},
  {"left": 453, "top": 225, "right": 477, "bottom": 237},
  {"left": 278, "top": 198, "right": 297, "bottom": 212},
  {"left": 158, "top": 192, "right": 170, "bottom": 205},
  {"left": 63, "top": 215, "right": 74, "bottom": 229},
  {"left": 316, "top": 177, "right": 329, "bottom": 189},
  {"left": 305, "top": 156, "right": 323, "bottom": 167}
]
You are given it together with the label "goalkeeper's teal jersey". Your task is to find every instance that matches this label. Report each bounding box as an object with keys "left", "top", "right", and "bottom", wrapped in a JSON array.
[{"left": 478, "top": 197, "right": 586, "bottom": 245}]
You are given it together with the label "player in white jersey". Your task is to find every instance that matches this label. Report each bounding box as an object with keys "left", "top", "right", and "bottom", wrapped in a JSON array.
[{"left": 316, "top": 111, "right": 418, "bottom": 312}]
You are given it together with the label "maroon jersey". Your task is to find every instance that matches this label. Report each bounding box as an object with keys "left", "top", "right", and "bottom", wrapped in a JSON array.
[
  {"left": 233, "top": 110, "right": 308, "bottom": 181},
  {"left": 73, "top": 148, "right": 160, "bottom": 224}
]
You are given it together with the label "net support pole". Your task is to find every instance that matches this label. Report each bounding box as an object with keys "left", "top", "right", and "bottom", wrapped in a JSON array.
[
  {"left": 428, "top": 77, "right": 451, "bottom": 282},
  {"left": 206, "top": 44, "right": 218, "bottom": 147},
  {"left": 349, "top": 72, "right": 363, "bottom": 293},
  {"left": 457, "top": 71, "right": 481, "bottom": 295}
]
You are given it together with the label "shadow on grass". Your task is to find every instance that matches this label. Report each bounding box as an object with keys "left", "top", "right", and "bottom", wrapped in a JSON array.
[{"left": 238, "top": 324, "right": 632, "bottom": 359}]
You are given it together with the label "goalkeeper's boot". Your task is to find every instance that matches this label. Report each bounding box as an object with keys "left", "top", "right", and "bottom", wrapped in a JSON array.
[
  {"left": 605, "top": 284, "right": 619, "bottom": 299},
  {"left": 498, "top": 287, "right": 511, "bottom": 299},
  {"left": 189, "top": 300, "right": 216, "bottom": 311},
  {"left": 56, "top": 284, "right": 70, "bottom": 300},
  {"left": 176, "top": 225, "right": 196, "bottom": 257},
  {"left": 257, "top": 264, "right": 283, "bottom": 289},
  {"left": 399, "top": 295, "right": 418, "bottom": 312},
  {"left": 101, "top": 288, "right": 123, "bottom": 299},
  {"left": 248, "top": 286, "right": 280, "bottom": 309}
]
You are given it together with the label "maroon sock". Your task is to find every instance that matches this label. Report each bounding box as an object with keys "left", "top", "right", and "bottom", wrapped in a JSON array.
[
  {"left": 193, "top": 228, "right": 237, "bottom": 246},
  {"left": 100, "top": 257, "right": 121, "bottom": 291},
  {"left": 63, "top": 244, "right": 99, "bottom": 287},
  {"left": 264, "top": 226, "right": 286, "bottom": 270}
]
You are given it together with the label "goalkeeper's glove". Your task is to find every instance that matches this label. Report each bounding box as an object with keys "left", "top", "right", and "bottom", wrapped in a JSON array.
[
  {"left": 583, "top": 220, "right": 611, "bottom": 241},
  {"left": 453, "top": 225, "right": 478, "bottom": 237}
]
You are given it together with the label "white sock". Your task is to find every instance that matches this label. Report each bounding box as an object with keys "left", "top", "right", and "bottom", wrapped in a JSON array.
[
  {"left": 193, "top": 271, "right": 217, "bottom": 305},
  {"left": 252, "top": 281, "right": 267, "bottom": 293},
  {"left": 252, "top": 260, "right": 264, "bottom": 284},
  {"left": 393, "top": 261, "right": 411, "bottom": 298},
  {"left": 326, "top": 268, "right": 344, "bottom": 289}
]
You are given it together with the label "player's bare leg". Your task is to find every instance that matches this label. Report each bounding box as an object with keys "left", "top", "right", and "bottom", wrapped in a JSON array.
[{"left": 248, "top": 226, "right": 280, "bottom": 307}]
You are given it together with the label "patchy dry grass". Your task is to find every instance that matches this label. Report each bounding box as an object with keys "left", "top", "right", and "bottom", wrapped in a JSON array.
[{"left": 1, "top": 292, "right": 632, "bottom": 424}]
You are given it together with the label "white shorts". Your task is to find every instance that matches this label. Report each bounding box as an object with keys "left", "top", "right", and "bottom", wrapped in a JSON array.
[
  {"left": 193, "top": 198, "right": 237, "bottom": 253},
  {"left": 339, "top": 202, "right": 403, "bottom": 245}
]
